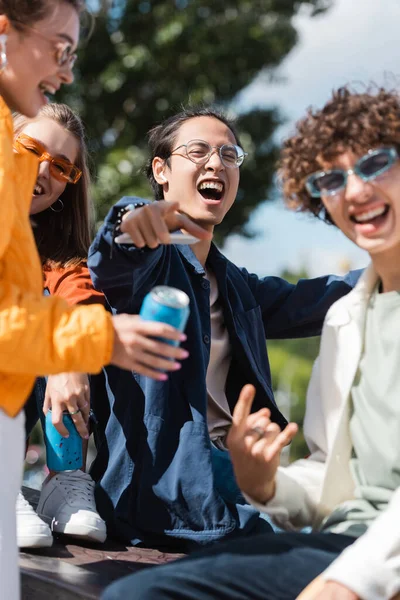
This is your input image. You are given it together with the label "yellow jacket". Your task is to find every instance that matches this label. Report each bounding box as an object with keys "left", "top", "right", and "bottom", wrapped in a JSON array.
[{"left": 0, "top": 97, "right": 114, "bottom": 417}]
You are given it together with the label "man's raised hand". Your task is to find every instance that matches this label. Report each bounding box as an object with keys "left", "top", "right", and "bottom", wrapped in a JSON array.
[
  {"left": 120, "top": 201, "right": 212, "bottom": 249},
  {"left": 227, "top": 384, "right": 298, "bottom": 504}
]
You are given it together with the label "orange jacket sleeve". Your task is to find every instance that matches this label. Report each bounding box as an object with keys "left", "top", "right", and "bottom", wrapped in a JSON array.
[{"left": 0, "top": 277, "right": 113, "bottom": 377}]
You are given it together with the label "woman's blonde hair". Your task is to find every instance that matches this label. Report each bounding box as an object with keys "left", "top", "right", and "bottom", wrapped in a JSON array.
[{"left": 14, "top": 103, "right": 93, "bottom": 268}]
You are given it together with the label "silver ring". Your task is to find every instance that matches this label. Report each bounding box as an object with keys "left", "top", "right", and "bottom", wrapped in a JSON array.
[
  {"left": 249, "top": 426, "right": 265, "bottom": 439},
  {"left": 68, "top": 408, "right": 81, "bottom": 415}
]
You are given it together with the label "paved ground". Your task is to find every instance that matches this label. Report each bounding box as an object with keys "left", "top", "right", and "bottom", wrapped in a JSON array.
[{"left": 20, "top": 486, "right": 184, "bottom": 599}]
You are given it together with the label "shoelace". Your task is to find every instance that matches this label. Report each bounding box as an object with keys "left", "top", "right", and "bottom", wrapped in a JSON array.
[{"left": 54, "top": 472, "right": 95, "bottom": 509}]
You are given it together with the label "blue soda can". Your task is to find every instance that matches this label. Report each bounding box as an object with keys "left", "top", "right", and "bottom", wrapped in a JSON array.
[
  {"left": 44, "top": 410, "right": 83, "bottom": 472},
  {"left": 139, "top": 285, "right": 190, "bottom": 346}
]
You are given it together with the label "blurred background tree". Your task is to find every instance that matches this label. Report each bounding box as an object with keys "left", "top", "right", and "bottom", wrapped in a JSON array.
[
  {"left": 59, "top": 0, "right": 331, "bottom": 242},
  {"left": 267, "top": 268, "right": 320, "bottom": 462}
]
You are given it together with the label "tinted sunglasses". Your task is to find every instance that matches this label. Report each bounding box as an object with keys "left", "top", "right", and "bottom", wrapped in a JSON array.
[
  {"left": 305, "top": 147, "right": 398, "bottom": 198},
  {"left": 14, "top": 134, "right": 82, "bottom": 184}
]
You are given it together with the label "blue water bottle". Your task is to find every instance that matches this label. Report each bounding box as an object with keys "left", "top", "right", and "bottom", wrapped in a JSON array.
[
  {"left": 139, "top": 286, "right": 190, "bottom": 345},
  {"left": 44, "top": 410, "right": 83, "bottom": 471}
]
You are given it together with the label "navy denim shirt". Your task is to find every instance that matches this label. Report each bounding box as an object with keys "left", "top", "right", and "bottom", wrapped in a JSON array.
[{"left": 88, "top": 197, "right": 361, "bottom": 549}]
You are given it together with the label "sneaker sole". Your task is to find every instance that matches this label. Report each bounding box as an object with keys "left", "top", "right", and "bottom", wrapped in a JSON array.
[
  {"left": 39, "top": 514, "right": 107, "bottom": 544},
  {"left": 18, "top": 533, "right": 53, "bottom": 549}
]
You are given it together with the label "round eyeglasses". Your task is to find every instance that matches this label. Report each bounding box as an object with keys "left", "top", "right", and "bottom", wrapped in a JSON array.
[
  {"left": 14, "top": 134, "right": 82, "bottom": 184},
  {"left": 170, "top": 139, "right": 247, "bottom": 168},
  {"left": 305, "top": 147, "right": 398, "bottom": 198},
  {"left": 18, "top": 23, "right": 78, "bottom": 68}
]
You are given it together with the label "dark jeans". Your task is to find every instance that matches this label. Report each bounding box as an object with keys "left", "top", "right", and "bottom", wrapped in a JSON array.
[
  {"left": 101, "top": 531, "right": 354, "bottom": 600},
  {"left": 24, "top": 377, "right": 47, "bottom": 438}
]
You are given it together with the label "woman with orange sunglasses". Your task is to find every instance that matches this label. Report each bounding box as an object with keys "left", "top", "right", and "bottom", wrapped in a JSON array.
[{"left": 13, "top": 103, "right": 107, "bottom": 549}]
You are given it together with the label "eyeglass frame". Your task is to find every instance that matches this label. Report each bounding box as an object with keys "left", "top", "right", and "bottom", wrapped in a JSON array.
[
  {"left": 305, "top": 147, "right": 399, "bottom": 199},
  {"left": 17, "top": 23, "right": 78, "bottom": 68},
  {"left": 170, "top": 139, "right": 248, "bottom": 168},
  {"left": 14, "top": 134, "right": 82, "bottom": 184}
]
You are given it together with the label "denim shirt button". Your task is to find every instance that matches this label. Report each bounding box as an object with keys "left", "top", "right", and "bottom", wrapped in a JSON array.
[
  {"left": 203, "top": 334, "right": 210, "bottom": 344},
  {"left": 201, "top": 279, "right": 209, "bottom": 290}
]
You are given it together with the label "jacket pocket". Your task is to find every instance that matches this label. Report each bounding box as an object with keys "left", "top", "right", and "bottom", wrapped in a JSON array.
[{"left": 135, "top": 416, "right": 235, "bottom": 541}]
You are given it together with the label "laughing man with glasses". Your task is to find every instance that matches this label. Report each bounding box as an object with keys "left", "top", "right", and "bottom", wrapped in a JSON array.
[{"left": 88, "top": 105, "right": 361, "bottom": 555}]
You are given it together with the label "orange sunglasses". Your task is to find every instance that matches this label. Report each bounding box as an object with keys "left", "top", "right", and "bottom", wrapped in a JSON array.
[{"left": 14, "top": 134, "right": 82, "bottom": 184}]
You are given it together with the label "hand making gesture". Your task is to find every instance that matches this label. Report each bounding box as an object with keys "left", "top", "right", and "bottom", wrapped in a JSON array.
[{"left": 227, "top": 384, "right": 298, "bottom": 504}]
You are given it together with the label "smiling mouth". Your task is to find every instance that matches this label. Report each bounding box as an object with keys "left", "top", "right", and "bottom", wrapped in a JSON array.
[
  {"left": 350, "top": 204, "right": 389, "bottom": 225},
  {"left": 197, "top": 181, "right": 224, "bottom": 201},
  {"left": 33, "top": 183, "right": 45, "bottom": 196},
  {"left": 39, "top": 82, "right": 57, "bottom": 96}
]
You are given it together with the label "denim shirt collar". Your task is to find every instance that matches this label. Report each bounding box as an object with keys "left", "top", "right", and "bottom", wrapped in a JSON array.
[
  {"left": 177, "top": 242, "right": 228, "bottom": 280},
  {"left": 176, "top": 243, "right": 205, "bottom": 275}
]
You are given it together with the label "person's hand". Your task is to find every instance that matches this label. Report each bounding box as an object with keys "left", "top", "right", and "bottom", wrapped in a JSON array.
[
  {"left": 110, "top": 314, "right": 189, "bottom": 379},
  {"left": 120, "top": 201, "right": 212, "bottom": 249},
  {"left": 227, "top": 384, "right": 298, "bottom": 504},
  {"left": 312, "top": 581, "right": 359, "bottom": 600},
  {"left": 296, "top": 578, "right": 359, "bottom": 600},
  {"left": 43, "top": 372, "right": 90, "bottom": 439}
]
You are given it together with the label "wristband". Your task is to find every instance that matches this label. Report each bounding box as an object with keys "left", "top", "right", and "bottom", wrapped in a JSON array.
[{"left": 110, "top": 202, "right": 146, "bottom": 258}]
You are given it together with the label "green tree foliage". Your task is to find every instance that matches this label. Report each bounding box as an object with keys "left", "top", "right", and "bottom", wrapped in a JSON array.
[
  {"left": 59, "top": 0, "right": 331, "bottom": 241},
  {"left": 267, "top": 269, "right": 321, "bottom": 461}
]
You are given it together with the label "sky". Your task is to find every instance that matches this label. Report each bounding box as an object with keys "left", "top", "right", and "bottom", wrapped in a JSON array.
[{"left": 223, "top": 0, "right": 400, "bottom": 277}]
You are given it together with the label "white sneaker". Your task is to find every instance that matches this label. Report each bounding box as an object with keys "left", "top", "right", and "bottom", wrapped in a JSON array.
[
  {"left": 37, "top": 470, "right": 107, "bottom": 543},
  {"left": 16, "top": 490, "right": 53, "bottom": 548}
]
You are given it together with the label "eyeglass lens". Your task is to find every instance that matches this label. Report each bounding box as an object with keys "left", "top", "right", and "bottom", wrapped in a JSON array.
[
  {"left": 57, "top": 44, "right": 76, "bottom": 67},
  {"left": 186, "top": 140, "right": 243, "bottom": 167},
  {"left": 358, "top": 151, "right": 392, "bottom": 177},
  {"left": 314, "top": 171, "right": 345, "bottom": 194},
  {"left": 50, "top": 161, "right": 74, "bottom": 180}
]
